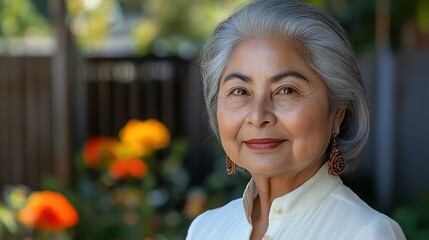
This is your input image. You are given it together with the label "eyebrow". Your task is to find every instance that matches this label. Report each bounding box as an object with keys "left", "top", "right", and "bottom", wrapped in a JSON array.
[{"left": 222, "top": 70, "right": 309, "bottom": 85}]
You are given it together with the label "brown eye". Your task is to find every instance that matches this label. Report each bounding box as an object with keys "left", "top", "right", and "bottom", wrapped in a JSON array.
[
  {"left": 281, "top": 87, "right": 295, "bottom": 94},
  {"left": 233, "top": 88, "right": 248, "bottom": 96}
]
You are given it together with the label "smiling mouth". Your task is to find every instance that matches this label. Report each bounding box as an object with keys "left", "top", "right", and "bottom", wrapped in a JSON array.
[{"left": 244, "top": 138, "right": 285, "bottom": 151}]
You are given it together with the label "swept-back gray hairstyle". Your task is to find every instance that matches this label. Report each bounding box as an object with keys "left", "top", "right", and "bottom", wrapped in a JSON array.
[{"left": 200, "top": 0, "right": 370, "bottom": 168}]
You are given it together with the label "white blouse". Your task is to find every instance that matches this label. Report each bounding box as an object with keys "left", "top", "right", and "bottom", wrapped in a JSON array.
[{"left": 186, "top": 163, "right": 405, "bottom": 240}]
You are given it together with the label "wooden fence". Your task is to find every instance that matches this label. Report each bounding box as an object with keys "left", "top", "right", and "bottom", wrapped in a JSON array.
[
  {"left": 85, "top": 57, "right": 189, "bottom": 138},
  {"left": 0, "top": 56, "right": 213, "bottom": 190},
  {"left": 0, "top": 56, "right": 53, "bottom": 190}
]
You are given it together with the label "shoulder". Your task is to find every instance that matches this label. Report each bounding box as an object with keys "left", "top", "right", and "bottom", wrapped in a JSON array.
[
  {"left": 186, "top": 198, "right": 246, "bottom": 239},
  {"left": 329, "top": 183, "right": 386, "bottom": 220},
  {"left": 325, "top": 183, "right": 405, "bottom": 239},
  {"left": 352, "top": 216, "right": 406, "bottom": 240},
  {"left": 191, "top": 198, "right": 243, "bottom": 224}
]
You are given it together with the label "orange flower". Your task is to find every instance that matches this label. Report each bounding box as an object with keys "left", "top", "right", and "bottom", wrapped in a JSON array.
[
  {"left": 18, "top": 191, "right": 79, "bottom": 232},
  {"left": 109, "top": 157, "right": 148, "bottom": 179},
  {"left": 113, "top": 141, "right": 142, "bottom": 159},
  {"left": 119, "top": 119, "right": 170, "bottom": 156},
  {"left": 82, "top": 136, "right": 118, "bottom": 168}
]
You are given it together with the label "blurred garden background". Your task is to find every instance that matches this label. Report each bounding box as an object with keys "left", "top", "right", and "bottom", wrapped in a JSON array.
[{"left": 0, "top": 0, "right": 428, "bottom": 239}]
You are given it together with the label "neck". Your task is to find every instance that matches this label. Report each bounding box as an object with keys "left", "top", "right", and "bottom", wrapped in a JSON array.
[{"left": 250, "top": 161, "right": 323, "bottom": 223}]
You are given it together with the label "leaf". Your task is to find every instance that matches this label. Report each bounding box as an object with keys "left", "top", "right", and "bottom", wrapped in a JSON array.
[
  {"left": 0, "top": 204, "right": 18, "bottom": 234},
  {"left": 41, "top": 176, "right": 62, "bottom": 191}
]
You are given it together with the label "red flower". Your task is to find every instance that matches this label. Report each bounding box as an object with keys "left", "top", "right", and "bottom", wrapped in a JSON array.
[
  {"left": 18, "top": 191, "right": 79, "bottom": 233},
  {"left": 82, "top": 136, "right": 118, "bottom": 168},
  {"left": 109, "top": 157, "right": 148, "bottom": 179}
]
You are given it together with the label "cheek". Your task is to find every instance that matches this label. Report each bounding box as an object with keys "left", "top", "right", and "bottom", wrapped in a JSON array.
[
  {"left": 217, "top": 111, "right": 228, "bottom": 139},
  {"left": 217, "top": 103, "right": 248, "bottom": 154},
  {"left": 217, "top": 106, "right": 238, "bottom": 140},
  {"left": 217, "top": 100, "right": 247, "bottom": 133},
  {"left": 302, "top": 114, "right": 331, "bottom": 147},
  {"left": 279, "top": 104, "right": 332, "bottom": 147},
  {"left": 217, "top": 110, "right": 236, "bottom": 157}
]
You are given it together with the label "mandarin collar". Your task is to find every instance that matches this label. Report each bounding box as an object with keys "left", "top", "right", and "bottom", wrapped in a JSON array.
[{"left": 242, "top": 162, "right": 341, "bottom": 224}]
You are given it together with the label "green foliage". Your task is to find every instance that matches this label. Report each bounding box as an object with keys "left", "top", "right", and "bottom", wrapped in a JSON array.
[
  {"left": 416, "top": 0, "right": 429, "bottom": 31},
  {"left": 0, "top": 0, "right": 50, "bottom": 37},
  {"left": 200, "top": 140, "right": 249, "bottom": 210},
  {"left": 0, "top": 0, "right": 50, "bottom": 53},
  {"left": 393, "top": 192, "right": 429, "bottom": 240},
  {"left": 301, "top": 0, "right": 376, "bottom": 53},
  {"left": 67, "top": 0, "right": 118, "bottom": 53},
  {"left": 0, "top": 203, "right": 19, "bottom": 238},
  {"left": 203, "top": 160, "right": 249, "bottom": 210},
  {"left": 1, "top": 0, "right": 427, "bottom": 55},
  {"left": 66, "top": 0, "right": 244, "bottom": 56},
  {"left": 132, "top": 0, "right": 245, "bottom": 56},
  {"left": 302, "top": 0, "right": 429, "bottom": 52},
  {"left": 0, "top": 186, "right": 31, "bottom": 240}
]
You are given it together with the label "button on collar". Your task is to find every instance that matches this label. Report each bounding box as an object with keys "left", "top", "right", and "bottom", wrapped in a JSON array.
[{"left": 274, "top": 207, "right": 283, "bottom": 215}]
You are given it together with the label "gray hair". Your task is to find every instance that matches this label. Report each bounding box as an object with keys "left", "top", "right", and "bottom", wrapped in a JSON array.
[{"left": 200, "top": 0, "right": 370, "bottom": 168}]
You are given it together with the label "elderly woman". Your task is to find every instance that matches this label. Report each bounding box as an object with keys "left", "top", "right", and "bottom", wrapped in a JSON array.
[{"left": 187, "top": 0, "right": 405, "bottom": 239}]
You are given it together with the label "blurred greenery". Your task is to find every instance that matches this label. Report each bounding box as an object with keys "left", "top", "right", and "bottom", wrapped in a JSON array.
[
  {"left": 0, "top": 0, "right": 50, "bottom": 37},
  {"left": 393, "top": 192, "right": 429, "bottom": 240},
  {"left": 0, "top": 0, "right": 50, "bottom": 52},
  {"left": 67, "top": 0, "right": 118, "bottom": 53},
  {"left": 66, "top": 0, "right": 245, "bottom": 56},
  {"left": 303, "top": 0, "right": 429, "bottom": 52},
  {"left": 202, "top": 141, "right": 250, "bottom": 210},
  {"left": 1, "top": 0, "right": 429, "bottom": 55},
  {"left": 131, "top": 0, "right": 245, "bottom": 56}
]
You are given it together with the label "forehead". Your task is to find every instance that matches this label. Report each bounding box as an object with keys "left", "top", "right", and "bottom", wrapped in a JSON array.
[{"left": 221, "top": 37, "right": 320, "bottom": 84}]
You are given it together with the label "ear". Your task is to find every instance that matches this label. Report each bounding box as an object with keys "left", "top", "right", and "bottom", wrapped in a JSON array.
[{"left": 332, "top": 108, "right": 346, "bottom": 134}]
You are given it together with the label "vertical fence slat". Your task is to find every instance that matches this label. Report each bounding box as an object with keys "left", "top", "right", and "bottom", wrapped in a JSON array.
[
  {"left": 25, "top": 57, "right": 40, "bottom": 188},
  {"left": 176, "top": 61, "right": 189, "bottom": 135},
  {"left": 87, "top": 81, "right": 98, "bottom": 137},
  {"left": 129, "top": 81, "right": 141, "bottom": 119},
  {"left": 146, "top": 80, "right": 160, "bottom": 120},
  {"left": 0, "top": 57, "right": 11, "bottom": 188},
  {"left": 98, "top": 81, "right": 113, "bottom": 135},
  {"left": 9, "top": 57, "right": 26, "bottom": 184},
  {"left": 39, "top": 58, "right": 53, "bottom": 180},
  {"left": 161, "top": 78, "right": 174, "bottom": 134},
  {"left": 112, "top": 82, "right": 128, "bottom": 133}
]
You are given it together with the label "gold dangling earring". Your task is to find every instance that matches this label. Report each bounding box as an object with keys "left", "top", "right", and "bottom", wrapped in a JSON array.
[
  {"left": 328, "top": 131, "right": 345, "bottom": 176},
  {"left": 225, "top": 156, "right": 236, "bottom": 175}
]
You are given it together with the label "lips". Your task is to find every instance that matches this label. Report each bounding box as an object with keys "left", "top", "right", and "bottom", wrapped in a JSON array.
[{"left": 244, "top": 138, "right": 285, "bottom": 151}]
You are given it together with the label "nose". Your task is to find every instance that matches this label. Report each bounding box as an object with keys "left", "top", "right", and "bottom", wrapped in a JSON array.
[{"left": 246, "top": 94, "right": 276, "bottom": 128}]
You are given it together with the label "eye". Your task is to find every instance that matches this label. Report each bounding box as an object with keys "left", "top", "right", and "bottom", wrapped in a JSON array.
[
  {"left": 232, "top": 88, "right": 248, "bottom": 96},
  {"left": 280, "top": 87, "right": 295, "bottom": 94}
]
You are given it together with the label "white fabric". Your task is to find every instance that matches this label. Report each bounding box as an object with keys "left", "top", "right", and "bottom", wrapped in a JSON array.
[{"left": 186, "top": 163, "right": 405, "bottom": 240}]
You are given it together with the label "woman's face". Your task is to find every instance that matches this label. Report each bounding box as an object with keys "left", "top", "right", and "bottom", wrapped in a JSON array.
[{"left": 217, "top": 37, "right": 344, "bottom": 177}]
